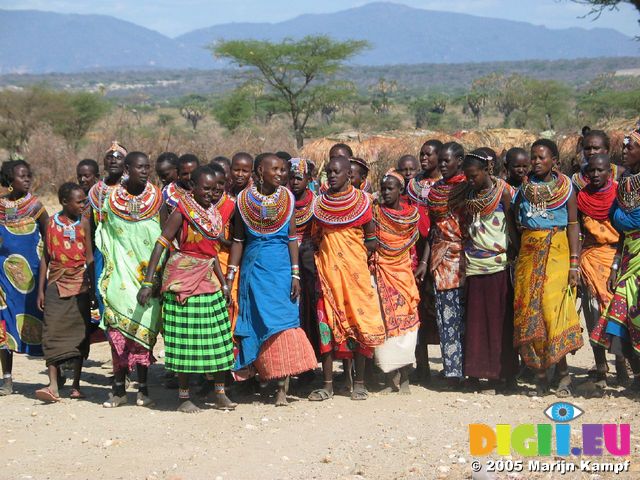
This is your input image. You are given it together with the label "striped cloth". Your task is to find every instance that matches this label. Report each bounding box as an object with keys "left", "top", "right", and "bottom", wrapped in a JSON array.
[
  {"left": 253, "top": 327, "right": 317, "bottom": 381},
  {"left": 163, "top": 291, "right": 234, "bottom": 373}
]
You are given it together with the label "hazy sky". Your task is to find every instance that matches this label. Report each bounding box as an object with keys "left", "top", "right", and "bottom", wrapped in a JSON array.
[{"left": 1, "top": 0, "right": 637, "bottom": 37}]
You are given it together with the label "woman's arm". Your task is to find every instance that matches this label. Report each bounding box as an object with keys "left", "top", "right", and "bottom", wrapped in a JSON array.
[
  {"left": 137, "top": 209, "right": 182, "bottom": 306},
  {"left": 226, "top": 206, "right": 245, "bottom": 288},
  {"left": 363, "top": 219, "right": 378, "bottom": 253},
  {"left": 501, "top": 189, "right": 519, "bottom": 260},
  {"left": 566, "top": 190, "right": 581, "bottom": 287},
  {"left": 36, "top": 243, "right": 50, "bottom": 312},
  {"left": 288, "top": 215, "right": 301, "bottom": 301}
]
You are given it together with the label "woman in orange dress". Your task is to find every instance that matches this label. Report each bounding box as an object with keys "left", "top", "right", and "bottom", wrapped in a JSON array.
[
  {"left": 372, "top": 170, "right": 421, "bottom": 394},
  {"left": 309, "top": 155, "right": 385, "bottom": 401}
]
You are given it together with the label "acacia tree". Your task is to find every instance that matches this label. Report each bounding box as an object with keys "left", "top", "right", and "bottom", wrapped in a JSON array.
[{"left": 212, "top": 36, "right": 368, "bottom": 147}]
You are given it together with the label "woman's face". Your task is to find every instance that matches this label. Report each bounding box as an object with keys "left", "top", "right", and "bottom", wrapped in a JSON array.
[
  {"left": 585, "top": 157, "right": 610, "bottom": 189},
  {"left": 350, "top": 163, "right": 366, "bottom": 189},
  {"left": 76, "top": 165, "right": 98, "bottom": 193},
  {"left": 530, "top": 145, "right": 555, "bottom": 178},
  {"left": 104, "top": 152, "right": 124, "bottom": 179},
  {"left": 420, "top": 144, "right": 439, "bottom": 172},
  {"left": 192, "top": 173, "right": 217, "bottom": 209},
  {"left": 463, "top": 163, "right": 489, "bottom": 192},
  {"left": 288, "top": 174, "right": 309, "bottom": 196},
  {"left": 210, "top": 172, "right": 227, "bottom": 204},
  {"left": 258, "top": 156, "right": 285, "bottom": 190},
  {"left": 582, "top": 135, "right": 608, "bottom": 161},
  {"left": 230, "top": 158, "right": 252, "bottom": 189},
  {"left": 125, "top": 155, "right": 150, "bottom": 187},
  {"left": 397, "top": 157, "right": 419, "bottom": 183},
  {"left": 380, "top": 177, "right": 401, "bottom": 207},
  {"left": 507, "top": 154, "right": 530, "bottom": 183},
  {"left": 11, "top": 165, "right": 32, "bottom": 195},
  {"left": 63, "top": 188, "right": 87, "bottom": 218},
  {"left": 623, "top": 139, "right": 640, "bottom": 172},
  {"left": 326, "top": 158, "right": 350, "bottom": 192},
  {"left": 438, "top": 150, "right": 461, "bottom": 180}
]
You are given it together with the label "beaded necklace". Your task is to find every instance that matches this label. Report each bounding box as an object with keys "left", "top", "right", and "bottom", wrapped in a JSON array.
[
  {"left": 109, "top": 182, "right": 162, "bottom": 222},
  {"left": 427, "top": 174, "right": 468, "bottom": 220},
  {"left": 360, "top": 179, "right": 373, "bottom": 194},
  {"left": 374, "top": 203, "right": 419, "bottom": 257},
  {"left": 53, "top": 212, "right": 81, "bottom": 243},
  {"left": 617, "top": 171, "right": 640, "bottom": 212},
  {"left": 237, "top": 185, "right": 293, "bottom": 235},
  {"left": 466, "top": 177, "right": 506, "bottom": 231},
  {"left": 314, "top": 185, "right": 371, "bottom": 227},
  {"left": 0, "top": 193, "right": 42, "bottom": 225},
  {"left": 294, "top": 189, "right": 315, "bottom": 227},
  {"left": 520, "top": 172, "right": 572, "bottom": 218},
  {"left": 406, "top": 173, "right": 442, "bottom": 206},
  {"left": 180, "top": 193, "right": 223, "bottom": 240}
]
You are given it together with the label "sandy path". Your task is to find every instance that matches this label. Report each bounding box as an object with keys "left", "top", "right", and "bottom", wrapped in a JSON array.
[{"left": 1, "top": 333, "right": 639, "bottom": 480}]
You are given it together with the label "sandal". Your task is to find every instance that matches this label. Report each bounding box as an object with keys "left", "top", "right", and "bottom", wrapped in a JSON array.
[
  {"left": 35, "top": 387, "right": 61, "bottom": 403},
  {"left": 351, "top": 381, "right": 369, "bottom": 401},
  {"left": 102, "top": 393, "right": 127, "bottom": 408},
  {"left": 136, "top": 392, "right": 155, "bottom": 407},
  {"left": 70, "top": 388, "right": 86, "bottom": 399},
  {"left": 556, "top": 375, "right": 573, "bottom": 398},
  {"left": 528, "top": 378, "right": 550, "bottom": 397},
  {"left": 308, "top": 388, "right": 334, "bottom": 401}
]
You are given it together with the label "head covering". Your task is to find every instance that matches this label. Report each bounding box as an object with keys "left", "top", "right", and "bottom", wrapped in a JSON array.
[
  {"left": 624, "top": 121, "right": 640, "bottom": 148},
  {"left": 350, "top": 157, "right": 369, "bottom": 173},
  {"left": 105, "top": 141, "right": 127, "bottom": 159},
  {"left": 382, "top": 168, "right": 404, "bottom": 186},
  {"left": 288, "top": 157, "right": 315, "bottom": 179}
]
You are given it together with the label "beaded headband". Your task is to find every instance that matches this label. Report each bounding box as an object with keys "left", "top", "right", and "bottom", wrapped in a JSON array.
[
  {"left": 623, "top": 121, "right": 640, "bottom": 147},
  {"left": 466, "top": 152, "right": 489, "bottom": 164},
  {"left": 106, "top": 141, "right": 127, "bottom": 159},
  {"left": 382, "top": 168, "right": 404, "bottom": 185},
  {"left": 350, "top": 157, "right": 369, "bottom": 173},
  {"left": 289, "top": 157, "right": 314, "bottom": 178}
]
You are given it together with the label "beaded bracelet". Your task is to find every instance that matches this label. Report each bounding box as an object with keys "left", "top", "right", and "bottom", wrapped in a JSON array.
[
  {"left": 232, "top": 237, "right": 244, "bottom": 243},
  {"left": 141, "top": 281, "right": 154, "bottom": 288},
  {"left": 156, "top": 236, "right": 171, "bottom": 250},
  {"left": 288, "top": 236, "right": 298, "bottom": 242},
  {"left": 228, "top": 265, "right": 239, "bottom": 273},
  {"left": 364, "top": 236, "right": 377, "bottom": 242},
  {"left": 292, "top": 274, "right": 301, "bottom": 280}
]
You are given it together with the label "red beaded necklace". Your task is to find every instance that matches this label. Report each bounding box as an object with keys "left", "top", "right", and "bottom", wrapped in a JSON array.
[
  {"left": 237, "top": 185, "right": 293, "bottom": 235},
  {"left": 109, "top": 182, "right": 162, "bottom": 222}
]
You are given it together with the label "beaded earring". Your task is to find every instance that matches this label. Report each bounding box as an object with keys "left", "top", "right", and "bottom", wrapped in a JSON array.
[{"left": 7, "top": 185, "right": 13, "bottom": 193}]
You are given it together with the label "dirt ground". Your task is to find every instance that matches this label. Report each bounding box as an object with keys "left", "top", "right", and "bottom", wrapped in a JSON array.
[{"left": 1, "top": 332, "right": 639, "bottom": 480}]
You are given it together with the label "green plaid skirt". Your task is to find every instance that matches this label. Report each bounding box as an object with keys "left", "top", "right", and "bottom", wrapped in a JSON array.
[{"left": 163, "top": 291, "right": 234, "bottom": 373}]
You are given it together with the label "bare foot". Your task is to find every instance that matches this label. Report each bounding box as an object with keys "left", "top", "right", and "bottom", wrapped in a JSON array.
[
  {"left": 399, "top": 379, "right": 411, "bottom": 395},
  {"left": 380, "top": 371, "right": 400, "bottom": 395},
  {"left": 177, "top": 400, "right": 201, "bottom": 414},
  {"left": 275, "top": 389, "right": 288, "bottom": 407},
  {"left": 213, "top": 392, "right": 237, "bottom": 410},
  {"left": 0, "top": 378, "right": 13, "bottom": 396}
]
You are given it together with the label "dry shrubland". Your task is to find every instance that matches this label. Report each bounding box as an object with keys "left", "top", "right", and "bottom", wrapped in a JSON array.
[{"left": 2, "top": 106, "right": 632, "bottom": 197}]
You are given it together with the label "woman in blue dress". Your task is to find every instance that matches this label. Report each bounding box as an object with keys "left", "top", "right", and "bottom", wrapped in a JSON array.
[
  {"left": 0, "top": 159, "right": 48, "bottom": 395},
  {"left": 227, "top": 153, "right": 316, "bottom": 407}
]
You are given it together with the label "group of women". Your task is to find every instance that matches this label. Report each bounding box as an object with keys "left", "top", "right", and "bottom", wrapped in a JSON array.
[{"left": 1, "top": 123, "right": 640, "bottom": 411}]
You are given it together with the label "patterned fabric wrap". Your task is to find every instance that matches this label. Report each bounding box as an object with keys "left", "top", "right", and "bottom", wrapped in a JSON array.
[
  {"left": 0, "top": 198, "right": 44, "bottom": 355},
  {"left": 162, "top": 291, "right": 234, "bottom": 373},
  {"left": 45, "top": 215, "right": 88, "bottom": 297},
  {"left": 590, "top": 230, "right": 640, "bottom": 353},
  {"left": 315, "top": 225, "right": 385, "bottom": 348},
  {"left": 434, "top": 287, "right": 465, "bottom": 379},
  {"left": 464, "top": 203, "right": 508, "bottom": 276},
  {"left": 107, "top": 327, "right": 155, "bottom": 372},
  {"left": 96, "top": 193, "right": 163, "bottom": 350},
  {"left": 513, "top": 229, "right": 583, "bottom": 369}
]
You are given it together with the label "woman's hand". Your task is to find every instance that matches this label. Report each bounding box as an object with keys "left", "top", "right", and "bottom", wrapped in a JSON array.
[
  {"left": 414, "top": 262, "right": 428, "bottom": 286},
  {"left": 290, "top": 277, "right": 301, "bottom": 302},
  {"left": 36, "top": 289, "right": 45, "bottom": 312},
  {"left": 568, "top": 269, "right": 579, "bottom": 288},
  {"left": 607, "top": 269, "right": 618, "bottom": 294},
  {"left": 222, "top": 285, "right": 231, "bottom": 305},
  {"left": 137, "top": 286, "right": 152, "bottom": 306}
]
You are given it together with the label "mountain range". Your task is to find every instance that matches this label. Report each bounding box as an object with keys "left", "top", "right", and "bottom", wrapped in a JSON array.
[{"left": 1, "top": 2, "right": 637, "bottom": 74}]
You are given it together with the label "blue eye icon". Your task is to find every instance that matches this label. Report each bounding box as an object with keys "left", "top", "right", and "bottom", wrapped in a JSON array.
[{"left": 544, "top": 402, "right": 584, "bottom": 422}]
